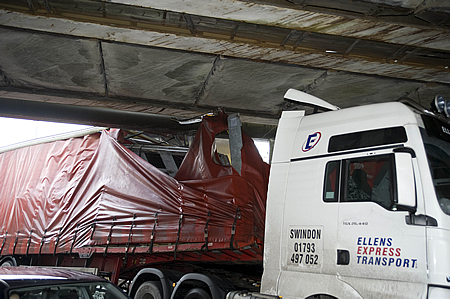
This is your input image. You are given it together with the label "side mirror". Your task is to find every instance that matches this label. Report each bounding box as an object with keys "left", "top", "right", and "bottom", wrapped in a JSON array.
[{"left": 394, "top": 151, "right": 416, "bottom": 211}]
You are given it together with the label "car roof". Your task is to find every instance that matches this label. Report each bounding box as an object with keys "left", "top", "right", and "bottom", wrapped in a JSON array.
[{"left": 0, "top": 267, "right": 105, "bottom": 288}]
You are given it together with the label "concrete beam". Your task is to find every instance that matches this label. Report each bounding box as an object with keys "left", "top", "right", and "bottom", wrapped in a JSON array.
[
  {"left": 107, "top": 0, "right": 450, "bottom": 51},
  {"left": 1, "top": 10, "right": 448, "bottom": 83},
  {"left": 0, "top": 90, "right": 278, "bottom": 138}
]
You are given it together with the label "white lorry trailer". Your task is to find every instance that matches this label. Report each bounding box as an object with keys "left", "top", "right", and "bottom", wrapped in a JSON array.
[{"left": 229, "top": 89, "right": 450, "bottom": 299}]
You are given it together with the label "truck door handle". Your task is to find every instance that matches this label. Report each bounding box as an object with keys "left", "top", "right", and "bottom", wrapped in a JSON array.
[
  {"left": 337, "top": 249, "right": 350, "bottom": 265},
  {"left": 405, "top": 214, "right": 438, "bottom": 226}
]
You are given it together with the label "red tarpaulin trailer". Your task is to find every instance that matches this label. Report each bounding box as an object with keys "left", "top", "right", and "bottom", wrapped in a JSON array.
[{"left": 0, "top": 113, "right": 269, "bottom": 291}]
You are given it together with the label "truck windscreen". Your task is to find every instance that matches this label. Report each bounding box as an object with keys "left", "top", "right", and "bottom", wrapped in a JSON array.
[{"left": 421, "top": 115, "right": 450, "bottom": 216}]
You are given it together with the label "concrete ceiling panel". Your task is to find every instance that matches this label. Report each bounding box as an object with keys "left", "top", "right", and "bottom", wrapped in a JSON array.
[
  {"left": 101, "top": 42, "right": 216, "bottom": 104},
  {"left": 103, "top": 0, "right": 450, "bottom": 51},
  {"left": 0, "top": 27, "right": 104, "bottom": 93},
  {"left": 308, "top": 71, "right": 425, "bottom": 108},
  {"left": 197, "top": 57, "right": 326, "bottom": 114}
]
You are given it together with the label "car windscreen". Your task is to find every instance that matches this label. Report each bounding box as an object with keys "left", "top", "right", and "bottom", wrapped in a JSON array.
[{"left": 6, "top": 281, "right": 128, "bottom": 299}]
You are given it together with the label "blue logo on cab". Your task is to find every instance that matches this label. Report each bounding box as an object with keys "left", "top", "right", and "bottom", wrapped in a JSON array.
[{"left": 302, "top": 132, "right": 321, "bottom": 152}]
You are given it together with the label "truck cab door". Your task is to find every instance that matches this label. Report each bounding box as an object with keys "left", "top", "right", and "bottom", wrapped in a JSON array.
[
  {"left": 277, "top": 156, "right": 341, "bottom": 297},
  {"left": 334, "top": 151, "right": 428, "bottom": 298}
]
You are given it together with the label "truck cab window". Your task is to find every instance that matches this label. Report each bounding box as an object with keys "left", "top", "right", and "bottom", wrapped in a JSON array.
[
  {"left": 323, "top": 161, "right": 340, "bottom": 202},
  {"left": 323, "top": 155, "right": 395, "bottom": 209},
  {"left": 423, "top": 142, "right": 450, "bottom": 215},
  {"left": 344, "top": 155, "right": 394, "bottom": 209},
  {"left": 420, "top": 116, "right": 450, "bottom": 215}
]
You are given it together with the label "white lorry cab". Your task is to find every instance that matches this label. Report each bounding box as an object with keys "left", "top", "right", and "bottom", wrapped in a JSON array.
[{"left": 229, "top": 89, "right": 450, "bottom": 299}]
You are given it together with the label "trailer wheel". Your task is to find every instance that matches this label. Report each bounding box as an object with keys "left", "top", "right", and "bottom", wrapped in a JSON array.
[
  {"left": 134, "top": 281, "right": 162, "bottom": 299},
  {"left": 0, "top": 257, "right": 17, "bottom": 267},
  {"left": 183, "top": 288, "right": 211, "bottom": 299}
]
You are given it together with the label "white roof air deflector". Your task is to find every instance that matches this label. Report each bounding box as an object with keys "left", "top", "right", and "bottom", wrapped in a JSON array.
[{"left": 284, "top": 89, "right": 339, "bottom": 111}]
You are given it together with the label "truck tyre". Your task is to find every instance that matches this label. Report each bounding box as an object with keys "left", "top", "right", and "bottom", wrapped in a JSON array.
[
  {"left": 183, "top": 288, "right": 211, "bottom": 299},
  {"left": 134, "top": 281, "right": 162, "bottom": 299},
  {"left": 0, "top": 257, "right": 17, "bottom": 267}
]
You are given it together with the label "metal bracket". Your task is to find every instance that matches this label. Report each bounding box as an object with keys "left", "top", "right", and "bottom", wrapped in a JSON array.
[
  {"left": 69, "top": 224, "right": 80, "bottom": 256},
  {"left": 174, "top": 214, "right": 183, "bottom": 260},
  {"left": 12, "top": 231, "right": 19, "bottom": 255},
  {"left": 201, "top": 211, "right": 211, "bottom": 251},
  {"left": 0, "top": 231, "right": 7, "bottom": 255},
  {"left": 149, "top": 213, "right": 159, "bottom": 254},
  {"left": 38, "top": 229, "right": 47, "bottom": 260},
  {"left": 104, "top": 217, "right": 116, "bottom": 257},
  {"left": 78, "top": 247, "right": 95, "bottom": 259},
  {"left": 26, "top": 230, "right": 33, "bottom": 256},
  {"left": 90, "top": 219, "right": 97, "bottom": 241},
  {"left": 54, "top": 228, "right": 62, "bottom": 256},
  {"left": 228, "top": 113, "right": 243, "bottom": 175},
  {"left": 123, "top": 214, "right": 136, "bottom": 267},
  {"left": 230, "top": 207, "right": 241, "bottom": 250}
]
